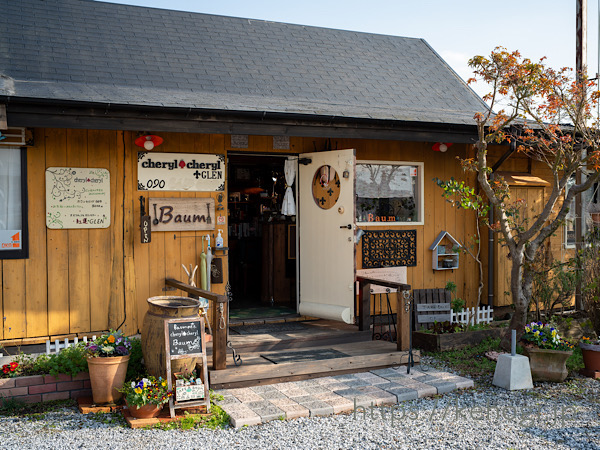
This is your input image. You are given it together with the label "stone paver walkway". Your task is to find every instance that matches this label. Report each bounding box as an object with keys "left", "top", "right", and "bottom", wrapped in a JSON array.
[{"left": 214, "top": 366, "right": 474, "bottom": 427}]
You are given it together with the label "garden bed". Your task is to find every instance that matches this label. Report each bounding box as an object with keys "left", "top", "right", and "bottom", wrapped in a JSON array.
[
  {"left": 0, "top": 372, "right": 91, "bottom": 405},
  {"left": 413, "top": 322, "right": 509, "bottom": 352}
]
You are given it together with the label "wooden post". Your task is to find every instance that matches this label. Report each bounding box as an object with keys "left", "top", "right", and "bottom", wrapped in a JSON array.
[
  {"left": 212, "top": 296, "right": 227, "bottom": 370},
  {"left": 358, "top": 282, "right": 371, "bottom": 331},
  {"left": 397, "top": 290, "right": 410, "bottom": 351},
  {"left": 164, "top": 278, "right": 228, "bottom": 371}
]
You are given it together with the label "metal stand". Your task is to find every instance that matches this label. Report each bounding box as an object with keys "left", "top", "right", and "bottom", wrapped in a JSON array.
[{"left": 403, "top": 289, "right": 415, "bottom": 374}]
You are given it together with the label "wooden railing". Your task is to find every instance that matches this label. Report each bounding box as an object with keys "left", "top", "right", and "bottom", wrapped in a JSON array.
[
  {"left": 355, "top": 276, "right": 411, "bottom": 351},
  {"left": 165, "top": 278, "right": 228, "bottom": 370}
]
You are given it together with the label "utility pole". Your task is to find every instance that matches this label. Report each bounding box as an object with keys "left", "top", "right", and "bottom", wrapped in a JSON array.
[{"left": 575, "top": 0, "right": 586, "bottom": 310}]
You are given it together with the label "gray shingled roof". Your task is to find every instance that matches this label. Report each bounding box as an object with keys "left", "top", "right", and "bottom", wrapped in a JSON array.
[{"left": 0, "top": 0, "right": 488, "bottom": 126}]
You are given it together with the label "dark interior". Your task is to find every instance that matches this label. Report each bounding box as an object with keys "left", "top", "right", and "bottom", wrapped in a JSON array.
[{"left": 227, "top": 154, "right": 297, "bottom": 317}]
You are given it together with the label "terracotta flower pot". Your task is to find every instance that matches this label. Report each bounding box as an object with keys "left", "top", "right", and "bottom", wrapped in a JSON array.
[
  {"left": 522, "top": 346, "right": 572, "bottom": 382},
  {"left": 580, "top": 342, "right": 600, "bottom": 373},
  {"left": 127, "top": 401, "right": 163, "bottom": 419},
  {"left": 86, "top": 355, "right": 130, "bottom": 404}
]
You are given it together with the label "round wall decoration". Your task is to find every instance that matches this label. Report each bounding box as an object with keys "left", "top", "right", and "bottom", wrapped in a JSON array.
[{"left": 312, "top": 165, "right": 341, "bottom": 210}]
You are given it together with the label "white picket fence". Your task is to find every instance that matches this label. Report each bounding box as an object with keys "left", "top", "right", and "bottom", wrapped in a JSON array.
[
  {"left": 451, "top": 306, "right": 493, "bottom": 326},
  {"left": 45, "top": 336, "right": 96, "bottom": 354}
]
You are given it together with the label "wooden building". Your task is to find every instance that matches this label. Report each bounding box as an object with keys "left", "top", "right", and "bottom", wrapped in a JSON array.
[{"left": 0, "top": 0, "right": 573, "bottom": 346}]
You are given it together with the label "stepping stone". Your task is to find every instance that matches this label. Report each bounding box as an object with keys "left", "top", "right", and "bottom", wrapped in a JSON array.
[
  {"left": 269, "top": 400, "right": 310, "bottom": 419},
  {"left": 427, "top": 380, "right": 457, "bottom": 394},
  {"left": 303, "top": 400, "right": 334, "bottom": 417},
  {"left": 384, "top": 386, "right": 419, "bottom": 402},
  {"left": 250, "top": 385, "right": 278, "bottom": 394},
  {"left": 223, "top": 404, "right": 262, "bottom": 428},
  {"left": 258, "top": 390, "right": 287, "bottom": 400},
  {"left": 215, "top": 395, "right": 241, "bottom": 406},
  {"left": 231, "top": 389, "right": 263, "bottom": 403},
  {"left": 322, "top": 395, "right": 355, "bottom": 414}
]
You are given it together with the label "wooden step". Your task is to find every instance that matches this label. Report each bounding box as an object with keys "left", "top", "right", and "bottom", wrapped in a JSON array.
[
  {"left": 209, "top": 341, "right": 420, "bottom": 390},
  {"left": 206, "top": 319, "right": 372, "bottom": 355}
]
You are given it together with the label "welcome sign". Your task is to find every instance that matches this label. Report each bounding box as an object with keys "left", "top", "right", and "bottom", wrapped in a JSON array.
[{"left": 138, "top": 152, "right": 225, "bottom": 192}]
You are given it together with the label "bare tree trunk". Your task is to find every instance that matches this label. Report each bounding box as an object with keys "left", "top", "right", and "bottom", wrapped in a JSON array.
[
  {"left": 502, "top": 250, "right": 526, "bottom": 349},
  {"left": 501, "top": 247, "right": 538, "bottom": 349}
]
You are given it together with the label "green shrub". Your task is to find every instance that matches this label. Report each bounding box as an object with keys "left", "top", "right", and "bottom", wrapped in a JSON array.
[
  {"left": 125, "top": 337, "right": 147, "bottom": 382},
  {"left": 13, "top": 344, "right": 88, "bottom": 377}
]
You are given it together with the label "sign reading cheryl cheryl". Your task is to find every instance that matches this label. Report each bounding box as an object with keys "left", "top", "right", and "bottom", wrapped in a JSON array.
[{"left": 138, "top": 152, "right": 225, "bottom": 192}]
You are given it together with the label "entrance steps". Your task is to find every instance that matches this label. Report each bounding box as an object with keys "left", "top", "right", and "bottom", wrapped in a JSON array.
[{"left": 208, "top": 320, "right": 419, "bottom": 389}]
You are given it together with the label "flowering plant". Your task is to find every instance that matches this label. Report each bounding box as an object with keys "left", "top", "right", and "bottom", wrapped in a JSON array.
[
  {"left": 1, "top": 361, "right": 19, "bottom": 378},
  {"left": 119, "top": 376, "right": 172, "bottom": 407},
  {"left": 522, "top": 322, "right": 574, "bottom": 351},
  {"left": 85, "top": 330, "right": 132, "bottom": 358},
  {"left": 580, "top": 336, "right": 600, "bottom": 347}
]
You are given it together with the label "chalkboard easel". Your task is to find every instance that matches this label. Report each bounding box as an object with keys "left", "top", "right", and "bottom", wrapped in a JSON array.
[{"left": 164, "top": 317, "right": 210, "bottom": 418}]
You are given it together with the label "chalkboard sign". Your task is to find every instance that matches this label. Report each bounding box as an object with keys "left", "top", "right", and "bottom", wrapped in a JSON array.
[
  {"left": 166, "top": 320, "right": 203, "bottom": 357},
  {"left": 164, "top": 317, "right": 210, "bottom": 418}
]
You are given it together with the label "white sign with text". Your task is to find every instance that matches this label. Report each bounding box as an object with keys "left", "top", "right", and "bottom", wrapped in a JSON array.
[
  {"left": 45, "top": 167, "right": 110, "bottom": 229},
  {"left": 138, "top": 152, "right": 225, "bottom": 192}
]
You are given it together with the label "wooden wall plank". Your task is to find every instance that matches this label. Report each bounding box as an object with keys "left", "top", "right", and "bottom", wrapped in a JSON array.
[
  {"left": 87, "top": 130, "right": 112, "bottom": 332},
  {"left": 108, "top": 131, "right": 125, "bottom": 330},
  {"left": 122, "top": 131, "right": 137, "bottom": 335},
  {"left": 2, "top": 260, "right": 26, "bottom": 339},
  {"left": 45, "top": 128, "right": 70, "bottom": 335},
  {"left": 67, "top": 129, "right": 90, "bottom": 333},
  {"left": 25, "top": 128, "right": 48, "bottom": 337}
]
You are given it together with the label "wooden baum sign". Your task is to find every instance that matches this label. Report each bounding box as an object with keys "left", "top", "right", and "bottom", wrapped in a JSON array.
[{"left": 149, "top": 198, "right": 215, "bottom": 232}]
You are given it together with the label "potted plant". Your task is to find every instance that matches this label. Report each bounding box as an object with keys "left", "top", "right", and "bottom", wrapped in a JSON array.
[
  {"left": 174, "top": 364, "right": 206, "bottom": 402},
  {"left": 578, "top": 228, "right": 600, "bottom": 376},
  {"left": 119, "top": 376, "right": 173, "bottom": 419},
  {"left": 579, "top": 336, "right": 600, "bottom": 376},
  {"left": 85, "top": 330, "right": 132, "bottom": 404},
  {"left": 521, "top": 322, "right": 574, "bottom": 382}
]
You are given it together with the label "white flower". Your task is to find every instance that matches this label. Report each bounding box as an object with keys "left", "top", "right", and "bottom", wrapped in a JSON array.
[{"left": 131, "top": 382, "right": 135, "bottom": 388}]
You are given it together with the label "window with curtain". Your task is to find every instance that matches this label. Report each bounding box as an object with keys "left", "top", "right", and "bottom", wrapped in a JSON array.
[
  {"left": 356, "top": 161, "right": 423, "bottom": 225},
  {"left": 0, "top": 147, "right": 27, "bottom": 259}
]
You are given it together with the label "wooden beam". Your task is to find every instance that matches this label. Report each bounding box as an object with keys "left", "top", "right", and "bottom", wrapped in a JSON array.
[
  {"left": 396, "top": 292, "right": 410, "bottom": 351},
  {"left": 165, "top": 278, "right": 226, "bottom": 303},
  {"left": 358, "top": 282, "right": 371, "bottom": 331}
]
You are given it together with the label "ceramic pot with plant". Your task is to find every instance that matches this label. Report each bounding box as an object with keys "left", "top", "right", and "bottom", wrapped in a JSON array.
[
  {"left": 85, "top": 330, "right": 132, "bottom": 404},
  {"left": 173, "top": 364, "right": 206, "bottom": 402},
  {"left": 579, "top": 336, "right": 600, "bottom": 375},
  {"left": 521, "top": 322, "right": 574, "bottom": 382},
  {"left": 119, "top": 376, "right": 173, "bottom": 419}
]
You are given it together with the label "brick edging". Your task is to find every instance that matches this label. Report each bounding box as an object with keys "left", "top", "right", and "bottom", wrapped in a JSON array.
[{"left": 0, "top": 372, "right": 91, "bottom": 405}]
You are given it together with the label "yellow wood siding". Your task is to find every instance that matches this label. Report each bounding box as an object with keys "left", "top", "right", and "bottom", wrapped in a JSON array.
[{"left": 0, "top": 130, "right": 568, "bottom": 341}]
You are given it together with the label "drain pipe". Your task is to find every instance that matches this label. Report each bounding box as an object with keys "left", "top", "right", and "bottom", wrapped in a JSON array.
[{"left": 487, "top": 137, "right": 518, "bottom": 307}]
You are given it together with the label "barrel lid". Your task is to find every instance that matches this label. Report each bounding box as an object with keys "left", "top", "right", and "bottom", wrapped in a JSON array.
[{"left": 146, "top": 296, "right": 201, "bottom": 308}]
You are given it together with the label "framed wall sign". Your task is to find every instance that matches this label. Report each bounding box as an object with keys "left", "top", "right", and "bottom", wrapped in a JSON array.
[
  {"left": 149, "top": 198, "right": 215, "bottom": 232},
  {"left": 45, "top": 167, "right": 110, "bottom": 229},
  {"left": 138, "top": 152, "right": 225, "bottom": 192}
]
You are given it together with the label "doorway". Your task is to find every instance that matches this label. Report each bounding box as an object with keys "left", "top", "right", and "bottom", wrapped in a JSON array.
[{"left": 227, "top": 153, "right": 297, "bottom": 322}]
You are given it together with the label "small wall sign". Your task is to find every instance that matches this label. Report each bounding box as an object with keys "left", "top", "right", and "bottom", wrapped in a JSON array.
[
  {"left": 138, "top": 152, "right": 225, "bottom": 192},
  {"left": 149, "top": 198, "right": 215, "bottom": 232},
  {"left": 45, "top": 167, "right": 110, "bottom": 229}
]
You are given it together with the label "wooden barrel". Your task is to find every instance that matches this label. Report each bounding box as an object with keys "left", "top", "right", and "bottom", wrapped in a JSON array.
[{"left": 142, "top": 296, "right": 201, "bottom": 378}]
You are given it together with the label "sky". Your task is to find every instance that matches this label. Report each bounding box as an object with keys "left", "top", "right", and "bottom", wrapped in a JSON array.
[{"left": 102, "top": 0, "right": 600, "bottom": 99}]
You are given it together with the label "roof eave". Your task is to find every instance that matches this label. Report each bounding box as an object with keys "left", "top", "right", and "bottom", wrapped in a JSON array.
[{"left": 2, "top": 97, "right": 478, "bottom": 144}]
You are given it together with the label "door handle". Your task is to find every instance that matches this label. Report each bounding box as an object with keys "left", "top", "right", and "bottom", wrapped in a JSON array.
[{"left": 340, "top": 224, "right": 352, "bottom": 229}]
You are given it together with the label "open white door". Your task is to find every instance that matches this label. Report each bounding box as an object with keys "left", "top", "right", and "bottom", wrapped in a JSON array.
[{"left": 298, "top": 149, "right": 355, "bottom": 324}]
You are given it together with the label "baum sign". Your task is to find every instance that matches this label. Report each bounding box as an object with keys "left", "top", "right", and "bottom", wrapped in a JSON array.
[
  {"left": 138, "top": 152, "right": 225, "bottom": 192},
  {"left": 149, "top": 198, "right": 215, "bottom": 232}
]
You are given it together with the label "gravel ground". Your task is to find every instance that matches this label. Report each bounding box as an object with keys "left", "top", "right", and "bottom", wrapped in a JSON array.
[{"left": 2, "top": 359, "right": 600, "bottom": 450}]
